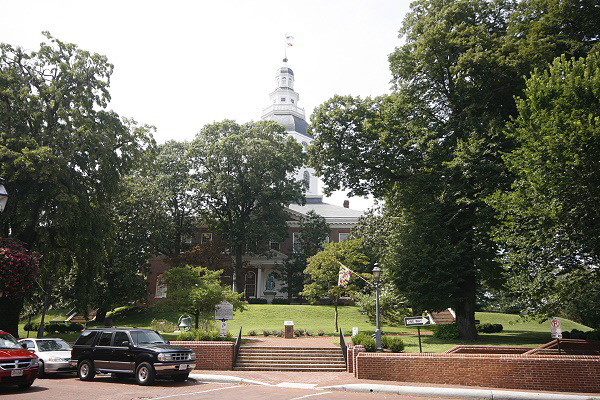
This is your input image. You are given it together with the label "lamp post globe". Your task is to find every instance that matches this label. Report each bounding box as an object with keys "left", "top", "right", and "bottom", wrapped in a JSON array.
[
  {"left": 373, "top": 263, "right": 382, "bottom": 352},
  {"left": 0, "top": 178, "right": 8, "bottom": 213}
]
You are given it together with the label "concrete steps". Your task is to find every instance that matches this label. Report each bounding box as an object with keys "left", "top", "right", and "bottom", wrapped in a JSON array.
[{"left": 234, "top": 346, "right": 346, "bottom": 372}]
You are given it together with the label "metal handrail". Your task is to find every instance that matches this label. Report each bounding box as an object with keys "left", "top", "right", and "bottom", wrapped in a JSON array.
[
  {"left": 339, "top": 328, "right": 347, "bottom": 365},
  {"left": 233, "top": 326, "right": 243, "bottom": 368}
]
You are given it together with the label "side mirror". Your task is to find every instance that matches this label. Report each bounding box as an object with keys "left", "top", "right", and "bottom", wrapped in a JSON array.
[
  {"left": 120, "top": 341, "right": 130, "bottom": 347},
  {"left": 165, "top": 340, "right": 170, "bottom": 345},
  {"left": 21, "top": 343, "right": 27, "bottom": 349}
]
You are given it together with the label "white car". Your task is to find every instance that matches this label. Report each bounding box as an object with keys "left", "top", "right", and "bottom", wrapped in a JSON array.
[{"left": 19, "top": 338, "right": 76, "bottom": 378}]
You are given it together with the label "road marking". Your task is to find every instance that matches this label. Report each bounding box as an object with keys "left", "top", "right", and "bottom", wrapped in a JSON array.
[
  {"left": 288, "top": 392, "right": 332, "bottom": 400},
  {"left": 276, "top": 382, "right": 318, "bottom": 389},
  {"left": 149, "top": 385, "right": 240, "bottom": 399}
]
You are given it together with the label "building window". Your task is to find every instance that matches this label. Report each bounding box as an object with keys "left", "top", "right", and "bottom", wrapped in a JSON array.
[
  {"left": 269, "top": 240, "right": 280, "bottom": 251},
  {"left": 201, "top": 233, "right": 213, "bottom": 244},
  {"left": 281, "top": 97, "right": 286, "bottom": 102},
  {"left": 303, "top": 170, "right": 310, "bottom": 190},
  {"left": 291, "top": 99, "right": 295, "bottom": 104},
  {"left": 245, "top": 272, "right": 256, "bottom": 297},
  {"left": 339, "top": 233, "right": 350, "bottom": 242},
  {"left": 155, "top": 274, "right": 167, "bottom": 298},
  {"left": 182, "top": 235, "right": 192, "bottom": 246},
  {"left": 293, "top": 232, "right": 302, "bottom": 252}
]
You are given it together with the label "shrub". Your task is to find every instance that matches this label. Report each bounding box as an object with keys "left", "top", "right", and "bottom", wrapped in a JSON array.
[
  {"left": 563, "top": 329, "right": 600, "bottom": 340},
  {"left": 247, "top": 330, "right": 257, "bottom": 336},
  {"left": 274, "top": 330, "right": 284, "bottom": 337},
  {"left": 306, "top": 330, "right": 314, "bottom": 336},
  {"left": 317, "top": 330, "right": 324, "bottom": 336},
  {"left": 176, "top": 329, "right": 231, "bottom": 341},
  {"left": 476, "top": 323, "right": 503, "bottom": 333},
  {"left": 272, "top": 298, "right": 290, "bottom": 305},
  {"left": 352, "top": 332, "right": 377, "bottom": 351},
  {"left": 151, "top": 319, "right": 177, "bottom": 333},
  {"left": 262, "top": 330, "right": 271, "bottom": 336},
  {"left": 384, "top": 336, "right": 405, "bottom": 353},
  {"left": 248, "top": 298, "right": 268, "bottom": 304},
  {"left": 294, "top": 328, "right": 305, "bottom": 337},
  {"left": 68, "top": 323, "right": 84, "bottom": 332},
  {"left": 432, "top": 323, "right": 460, "bottom": 340}
]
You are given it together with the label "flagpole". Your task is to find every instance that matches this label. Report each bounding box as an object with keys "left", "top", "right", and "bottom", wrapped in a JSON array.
[{"left": 337, "top": 262, "right": 373, "bottom": 286}]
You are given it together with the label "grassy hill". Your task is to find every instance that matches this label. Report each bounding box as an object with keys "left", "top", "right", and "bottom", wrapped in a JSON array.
[{"left": 18, "top": 304, "right": 592, "bottom": 353}]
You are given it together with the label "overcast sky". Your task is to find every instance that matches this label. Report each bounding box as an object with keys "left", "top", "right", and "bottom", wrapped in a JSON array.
[{"left": 2, "top": 0, "right": 411, "bottom": 210}]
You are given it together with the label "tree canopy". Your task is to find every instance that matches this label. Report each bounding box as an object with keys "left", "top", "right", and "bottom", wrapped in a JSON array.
[
  {"left": 188, "top": 120, "right": 305, "bottom": 292},
  {"left": 490, "top": 51, "right": 600, "bottom": 321},
  {"left": 308, "top": 0, "right": 599, "bottom": 339},
  {"left": 0, "top": 33, "right": 154, "bottom": 320}
]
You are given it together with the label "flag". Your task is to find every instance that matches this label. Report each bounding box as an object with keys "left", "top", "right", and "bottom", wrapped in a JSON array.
[
  {"left": 286, "top": 35, "right": 294, "bottom": 47},
  {"left": 338, "top": 262, "right": 353, "bottom": 286}
]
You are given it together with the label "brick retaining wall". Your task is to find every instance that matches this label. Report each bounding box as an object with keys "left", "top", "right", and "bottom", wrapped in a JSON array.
[
  {"left": 171, "top": 341, "right": 234, "bottom": 370},
  {"left": 354, "top": 352, "right": 600, "bottom": 393}
]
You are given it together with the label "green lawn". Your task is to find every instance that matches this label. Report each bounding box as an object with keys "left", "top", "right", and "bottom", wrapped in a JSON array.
[{"left": 19, "top": 304, "right": 592, "bottom": 353}]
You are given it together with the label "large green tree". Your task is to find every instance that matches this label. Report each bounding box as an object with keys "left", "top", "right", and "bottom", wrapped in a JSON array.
[
  {"left": 490, "top": 52, "right": 600, "bottom": 321},
  {"left": 0, "top": 33, "right": 154, "bottom": 317},
  {"left": 308, "top": 0, "right": 600, "bottom": 340},
  {"left": 188, "top": 120, "right": 305, "bottom": 293}
]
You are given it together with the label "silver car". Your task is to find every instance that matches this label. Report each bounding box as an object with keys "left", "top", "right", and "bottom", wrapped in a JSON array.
[{"left": 19, "top": 338, "right": 76, "bottom": 377}]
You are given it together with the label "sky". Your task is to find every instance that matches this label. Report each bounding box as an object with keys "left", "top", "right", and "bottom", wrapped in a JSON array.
[{"left": 1, "top": 0, "right": 411, "bottom": 210}]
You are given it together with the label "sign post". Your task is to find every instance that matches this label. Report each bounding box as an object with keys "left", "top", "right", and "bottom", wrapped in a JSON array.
[
  {"left": 550, "top": 318, "right": 562, "bottom": 354},
  {"left": 215, "top": 301, "right": 234, "bottom": 338},
  {"left": 404, "top": 315, "right": 432, "bottom": 353}
]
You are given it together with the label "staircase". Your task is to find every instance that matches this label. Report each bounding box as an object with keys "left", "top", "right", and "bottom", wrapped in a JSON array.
[
  {"left": 234, "top": 346, "right": 347, "bottom": 372},
  {"left": 429, "top": 308, "right": 455, "bottom": 325}
]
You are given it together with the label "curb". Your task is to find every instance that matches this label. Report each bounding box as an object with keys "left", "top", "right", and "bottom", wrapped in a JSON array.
[
  {"left": 190, "top": 373, "right": 600, "bottom": 400},
  {"left": 322, "top": 384, "right": 600, "bottom": 400}
]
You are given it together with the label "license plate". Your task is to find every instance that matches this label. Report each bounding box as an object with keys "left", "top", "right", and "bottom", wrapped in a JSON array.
[
  {"left": 11, "top": 369, "right": 23, "bottom": 377},
  {"left": 179, "top": 364, "right": 189, "bottom": 370}
]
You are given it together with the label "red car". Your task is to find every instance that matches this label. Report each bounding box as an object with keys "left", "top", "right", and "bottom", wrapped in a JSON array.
[{"left": 0, "top": 330, "right": 39, "bottom": 389}]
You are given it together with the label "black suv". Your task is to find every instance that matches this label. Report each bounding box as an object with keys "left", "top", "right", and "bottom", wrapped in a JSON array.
[{"left": 69, "top": 328, "right": 195, "bottom": 385}]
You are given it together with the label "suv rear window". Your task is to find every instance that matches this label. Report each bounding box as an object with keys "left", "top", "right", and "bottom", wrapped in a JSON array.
[{"left": 75, "top": 330, "right": 99, "bottom": 346}]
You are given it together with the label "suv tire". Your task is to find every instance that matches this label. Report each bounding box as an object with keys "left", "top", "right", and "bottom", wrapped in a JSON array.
[
  {"left": 135, "top": 362, "right": 155, "bottom": 386},
  {"left": 78, "top": 359, "right": 95, "bottom": 381}
]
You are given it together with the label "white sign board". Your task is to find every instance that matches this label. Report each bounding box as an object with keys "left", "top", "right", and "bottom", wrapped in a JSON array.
[
  {"left": 352, "top": 327, "right": 359, "bottom": 337},
  {"left": 214, "top": 301, "right": 234, "bottom": 320},
  {"left": 404, "top": 315, "right": 432, "bottom": 327},
  {"left": 550, "top": 318, "right": 562, "bottom": 339},
  {"left": 284, "top": 321, "right": 294, "bottom": 326},
  {"left": 220, "top": 320, "right": 228, "bottom": 338}
]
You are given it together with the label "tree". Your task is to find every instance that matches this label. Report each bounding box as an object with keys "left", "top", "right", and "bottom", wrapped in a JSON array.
[
  {"left": 281, "top": 210, "right": 330, "bottom": 301},
  {"left": 302, "top": 239, "right": 370, "bottom": 332},
  {"left": 0, "top": 33, "right": 154, "bottom": 317},
  {"left": 0, "top": 239, "right": 40, "bottom": 337},
  {"left": 188, "top": 120, "right": 305, "bottom": 293},
  {"left": 307, "top": 0, "right": 599, "bottom": 340},
  {"left": 490, "top": 52, "right": 600, "bottom": 320},
  {"left": 163, "top": 266, "right": 245, "bottom": 330}
]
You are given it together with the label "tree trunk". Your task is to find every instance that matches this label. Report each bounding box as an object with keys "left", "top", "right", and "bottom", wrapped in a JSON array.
[
  {"left": 334, "top": 301, "right": 339, "bottom": 332},
  {"left": 455, "top": 278, "right": 478, "bottom": 340},
  {"left": 0, "top": 295, "right": 24, "bottom": 338},
  {"left": 233, "top": 246, "right": 244, "bottom": 293}
]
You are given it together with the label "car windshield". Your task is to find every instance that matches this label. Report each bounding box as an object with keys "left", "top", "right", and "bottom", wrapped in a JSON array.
[
  {"left": 0, "top": 333, "right": 22, "bottom": 349},
  {"left": 130, "top": 331, "right": 166, "bottom": 345},
  {"left": 37, "top": 339, "right": 72, "bottom": 352}
]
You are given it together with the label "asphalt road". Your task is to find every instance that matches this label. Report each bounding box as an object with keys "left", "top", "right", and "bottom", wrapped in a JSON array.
[{"left": 0, "top": 374, "right": 460, "bottom": 400}]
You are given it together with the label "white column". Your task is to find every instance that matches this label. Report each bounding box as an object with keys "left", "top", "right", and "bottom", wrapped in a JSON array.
[{"left": 257, "top": 265, "right": 263, "bottom": 298}]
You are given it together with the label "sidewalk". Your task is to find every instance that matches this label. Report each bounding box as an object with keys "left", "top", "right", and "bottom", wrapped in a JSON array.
[{"left": 191, "top": 336, "right": 600, "bottom": 400}]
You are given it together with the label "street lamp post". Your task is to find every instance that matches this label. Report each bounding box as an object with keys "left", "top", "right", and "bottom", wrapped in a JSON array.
[
  {"left": 37, "top": 275, "right": 55, "bottom": 338},
  {"left": 0, "top": 178, "right": 8, "bottom": 213},
  {"left": 372, "top": 263, "right": 382, "bottom": 352}
]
